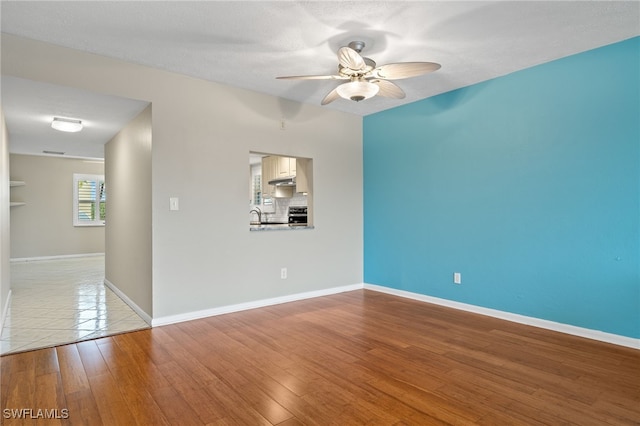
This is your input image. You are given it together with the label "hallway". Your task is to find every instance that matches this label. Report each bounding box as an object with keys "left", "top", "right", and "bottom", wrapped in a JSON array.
[{"left": 1, "top": 255, "right": 149, "bottom": 355}]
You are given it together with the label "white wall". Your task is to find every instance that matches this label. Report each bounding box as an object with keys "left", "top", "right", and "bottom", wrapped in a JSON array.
[
  {"left": 0, "top": 108, "right": 10, "bottom": 325},
  {"left": 2, "top": 34, "right": 363, "bottom": 320},
  {"left": 105, "top": 105, "right": 152, "bottom": 317},
  {"left": 9, "top": 154, "right": 105, "bottom": 259}
]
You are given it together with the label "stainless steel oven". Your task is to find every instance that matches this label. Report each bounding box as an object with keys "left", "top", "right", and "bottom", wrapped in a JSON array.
[{"left": 288, "top": 206, "right": 307, "bottom": 226}]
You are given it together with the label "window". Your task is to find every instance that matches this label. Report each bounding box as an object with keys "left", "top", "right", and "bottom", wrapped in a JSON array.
[
  {"left": 252, "top": 174, "right": 262, "bottom": 205},
  {"left": 73, "top": 174, "right": 105, "bottom": 227}
]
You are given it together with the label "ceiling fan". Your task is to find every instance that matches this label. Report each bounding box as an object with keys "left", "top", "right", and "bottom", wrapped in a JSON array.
[{"left": 277, "top": 41, "right": 441, "bottom": 105}]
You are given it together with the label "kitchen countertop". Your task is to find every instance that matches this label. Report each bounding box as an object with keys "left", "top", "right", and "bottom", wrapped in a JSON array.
[{"left": 249, "top": 224, "right": 314, "bottom": 231}]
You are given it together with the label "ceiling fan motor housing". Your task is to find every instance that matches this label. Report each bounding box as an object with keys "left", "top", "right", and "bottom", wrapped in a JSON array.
[{"left": 348, "top": 41, "right": 366, "bottom": 53}]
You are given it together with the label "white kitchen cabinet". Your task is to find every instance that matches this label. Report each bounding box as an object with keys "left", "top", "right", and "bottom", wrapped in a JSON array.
[
  {"left": 277, "top": 157, "right": 296, "bottom": 178},
  {"left": 295, "top": 158, "right": 311, "bottom": 194},
  {"left": 262, "top": 156, "right": 296, "bottom": 198},
  {"left": 289, "top": 158, "right": 296, "bottom": 176},
  {"left": 261, "top": 156, "right": 278, "bottom": 197}
]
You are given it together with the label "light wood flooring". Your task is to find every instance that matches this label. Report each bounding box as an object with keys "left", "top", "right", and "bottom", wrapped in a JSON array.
[{"left": 1, "top": 290, "right": 639, "bottom": 425}]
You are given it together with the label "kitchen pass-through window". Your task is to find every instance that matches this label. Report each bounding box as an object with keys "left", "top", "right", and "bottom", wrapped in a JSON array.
[{"left": 249, "top": 152, "right": 313, "bottom": 229}]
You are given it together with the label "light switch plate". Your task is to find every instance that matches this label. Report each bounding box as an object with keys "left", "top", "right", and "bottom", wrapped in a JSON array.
[{"left": 170, "top": 197, "right": 179, "bottom": 211}]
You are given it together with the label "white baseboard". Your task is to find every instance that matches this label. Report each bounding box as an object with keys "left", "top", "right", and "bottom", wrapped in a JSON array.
[
  {"left": 364, "top": 284, "right": 639, "bottom": 350},
  {"left": 0, "top": 289, "right": 12, "bottom": 331},
  {"left": 10, "top": 253, "right": 105, "bottom": 263},
  {"left": 104, "top": 279, "right": 152, "bottom": 325},
  {"left": 152, "top": 283, "right": 364, "bottom": 327},
  {"left": 121, "top": 279, "right": 638, "bottom": 350}
]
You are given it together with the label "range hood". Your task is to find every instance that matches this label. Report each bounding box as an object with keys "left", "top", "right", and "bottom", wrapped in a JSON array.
[{"left": 268, "top": 177, "right": 296, "bottom": 186}]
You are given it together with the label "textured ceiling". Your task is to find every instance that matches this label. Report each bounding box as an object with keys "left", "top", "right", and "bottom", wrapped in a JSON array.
[{"left": 1, "top": 1, "right": 639, "bottom": 157}]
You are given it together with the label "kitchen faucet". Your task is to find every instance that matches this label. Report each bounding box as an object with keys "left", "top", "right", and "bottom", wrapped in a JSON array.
[{"left": 250, "top": 206, "right": 262, "bottom": 224}]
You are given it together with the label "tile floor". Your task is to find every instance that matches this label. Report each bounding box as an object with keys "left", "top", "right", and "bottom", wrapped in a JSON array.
[{"left": 1, "top": 255, "right": 149, "bottom": 355}]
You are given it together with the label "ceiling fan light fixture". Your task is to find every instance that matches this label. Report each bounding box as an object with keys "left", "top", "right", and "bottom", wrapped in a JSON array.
[
  {"left": 336, "top": 80, "right": 379, "bottom": 102},
  {"left": 51, "top": 117, "right": 83, "bottom": 133}
]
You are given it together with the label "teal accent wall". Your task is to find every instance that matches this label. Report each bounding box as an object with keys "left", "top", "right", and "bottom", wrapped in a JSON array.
[{"left": 363, "top": 37, "right": 640, "bottom": 339}]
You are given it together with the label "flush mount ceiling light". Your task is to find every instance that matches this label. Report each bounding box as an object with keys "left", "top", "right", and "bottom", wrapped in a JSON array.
[
  {"left": 51, "top": 117, "right": 83, "bottom": 133},
  {"left": 336, "top": 79, "right": 379, "bottom": 102}
]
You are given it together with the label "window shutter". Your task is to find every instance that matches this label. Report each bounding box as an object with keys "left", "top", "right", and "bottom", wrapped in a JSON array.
[{"left": 74, "top": 174, "right": 106, "bottom": 227}]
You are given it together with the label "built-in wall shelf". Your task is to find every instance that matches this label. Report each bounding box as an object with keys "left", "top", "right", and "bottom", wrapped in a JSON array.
[{"left": 10, "top": 180, "right": 26, "bottom": 207}]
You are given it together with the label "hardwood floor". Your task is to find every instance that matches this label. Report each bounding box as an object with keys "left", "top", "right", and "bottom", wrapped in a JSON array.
[{"left": 1, "top": 289, "right": 639, "bottom": 425}]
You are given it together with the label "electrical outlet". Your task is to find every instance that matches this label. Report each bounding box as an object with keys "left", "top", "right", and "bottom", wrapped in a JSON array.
[
  {"left": 281, "top": 267, "right": 287, "bottom": 279},
  {"left": 453, "top": 272, "right": 461, "bottom": 284}
]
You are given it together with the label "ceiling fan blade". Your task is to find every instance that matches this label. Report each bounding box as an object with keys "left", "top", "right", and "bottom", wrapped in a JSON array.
[
  {"left": 338, "top": 46, "right": 365, "bottom": 71},
  {"left": 276, "top": 74, "right": 345, "bottom": 80},
  {"left": 370, "top": 79, "right": 406, "bottom": 99},
  {"left": 321, "top": 87, "right": 341, "bottom": 105},
  {"left": 373, "top": 62, "right": 441, "bottom": 79}
]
